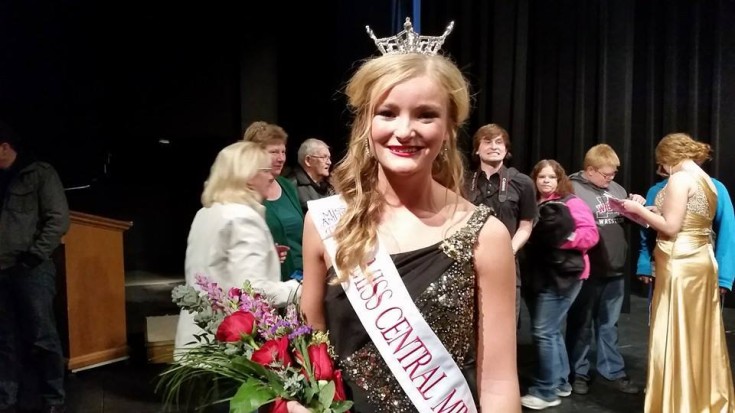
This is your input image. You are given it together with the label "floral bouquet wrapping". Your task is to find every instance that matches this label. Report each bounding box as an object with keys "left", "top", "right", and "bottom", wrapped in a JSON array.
[{"left": 158, "top": 275, "right": 351, "bottom": 413}]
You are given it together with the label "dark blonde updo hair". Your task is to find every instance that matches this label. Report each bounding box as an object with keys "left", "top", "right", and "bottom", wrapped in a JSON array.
[
  {"left": 655, "top": 133, "right": 712, "bottom": 167},
  {"left": 242, "top": 121, "right": 288, "bottom": 147}
]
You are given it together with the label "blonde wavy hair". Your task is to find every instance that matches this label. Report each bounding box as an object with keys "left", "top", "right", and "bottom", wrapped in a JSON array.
[
  {"left": 655, "top": 132, "right": 712, "bottom": 166},
  {"left": 201, "top": 141, "right": 270, "bottom": 213},
  {"left": 330, "top": 53, "right": 471, "bottom": 281}
]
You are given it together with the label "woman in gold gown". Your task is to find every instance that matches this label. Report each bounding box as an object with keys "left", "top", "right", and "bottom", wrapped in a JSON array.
[{"left": 623, "top": 133, "right": 735, "bottom": 412}]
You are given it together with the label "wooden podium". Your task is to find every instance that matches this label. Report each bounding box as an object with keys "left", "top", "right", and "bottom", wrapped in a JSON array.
[{"left": 56, "top": 211, "right": 133, "bottom": 371}]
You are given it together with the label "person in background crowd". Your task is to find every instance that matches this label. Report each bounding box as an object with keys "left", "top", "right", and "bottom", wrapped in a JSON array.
[
  {"left": 622, "top": 133, "right": 735, "bottom": 412},
  {"left": 521, "top": 160, "right": 599, "bottom": 410},
  {"left": 175, "top": 142, "right": 301, "bottom": 351},
  {"left": 0, "top": 121, "right": 69, "bottom": 413},
  {"left": 243, "top": 122, "right": 304, "bottom": 283},
  {"left": 465, "top": 123, "right": 536, "bottom": 321},
  {"left": 565, "top": 144, "right": 643, "bottom": 395},
  {"left": 637, "top": 163, "right": 735, "bottom": 293},
  {"left": 288, "top": 138, "right": 335, "bottom": 213}
]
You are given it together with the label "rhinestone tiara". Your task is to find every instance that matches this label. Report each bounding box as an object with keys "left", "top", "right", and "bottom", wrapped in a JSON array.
[{"left": 366, "top": 17, "right": 454, "bottom": 56}]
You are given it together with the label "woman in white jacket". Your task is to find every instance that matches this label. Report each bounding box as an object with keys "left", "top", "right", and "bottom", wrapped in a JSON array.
[{"left": 175, "top": 141, "right": 301, "bottom": 349}]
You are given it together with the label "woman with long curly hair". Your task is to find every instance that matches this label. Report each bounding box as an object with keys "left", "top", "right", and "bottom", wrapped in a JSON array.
[{"left": 299, "top": 34, "right": 520, "bottom": 412}]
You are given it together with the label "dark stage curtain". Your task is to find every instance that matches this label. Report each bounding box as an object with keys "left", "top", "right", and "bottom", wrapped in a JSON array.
[
  {"left": 420, "top": 0, "right": 735, "bottom": 195},
  {"left": 414, "top": 0, "right": 735, "bottom": 304}
]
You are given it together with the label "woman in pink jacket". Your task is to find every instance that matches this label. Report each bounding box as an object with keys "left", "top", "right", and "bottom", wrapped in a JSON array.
[{"left": 521, "top": 159, "right": 600, "bottom": 410}]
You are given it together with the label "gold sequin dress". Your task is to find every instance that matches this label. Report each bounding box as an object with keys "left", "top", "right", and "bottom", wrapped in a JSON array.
[
  {"left": 645, "top": 173, "right": 735, "bottom": 412},
  {"left": 324, "top": 205, "right": 492, "bottom": 412}
]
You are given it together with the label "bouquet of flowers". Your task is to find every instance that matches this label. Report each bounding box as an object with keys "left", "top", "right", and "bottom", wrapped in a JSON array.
[{"left": 158, "top": 275, "right": 351, "bottom": 413}]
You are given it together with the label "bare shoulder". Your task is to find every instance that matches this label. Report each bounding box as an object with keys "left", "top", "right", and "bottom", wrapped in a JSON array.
[
  {"left": 304, "top": 209, "right": 315, "bottom": 225},
  {"left": 669, "top": 170, "right": 695, "bottom": 185},
  {"left": 303, "top": 211, "right": 325, "bottom": 251},
  {"left": 303, "top": 210, "right": 319, "bottom": 235},
  {"left": 474, "top": 215, "right": 514, "bottom": 283},
  {"left": 477, "top": 215, "right": 512, "bottom": 246},
  {"left": 667, "top": 171, "right": 696, "bottom": 194}
]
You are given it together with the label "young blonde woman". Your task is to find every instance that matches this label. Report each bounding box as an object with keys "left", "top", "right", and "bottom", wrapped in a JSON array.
[
  {"left": 298, "top": 19, "right": 520, "bottom": 413},
  {"left": 174, "top": 141, "right": 301, "bottom": 351}
]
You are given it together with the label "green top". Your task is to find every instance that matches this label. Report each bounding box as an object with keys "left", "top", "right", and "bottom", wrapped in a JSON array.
[{"left": 264, "top": 176, "right": 304, "bottom": 281}]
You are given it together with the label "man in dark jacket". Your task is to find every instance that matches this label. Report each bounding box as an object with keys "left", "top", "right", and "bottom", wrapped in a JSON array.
[
  {"left": 565, "top": 144, "right": 644, "bottom": 396},
  {"left": 289, "top": 138, "right": 335, "bottom": 213},
  {"left": 0, "top": 121, "right": 69, "bottom": 413},
  {"left": 465, "top": 124, "right": 536, "bottom": 321}
]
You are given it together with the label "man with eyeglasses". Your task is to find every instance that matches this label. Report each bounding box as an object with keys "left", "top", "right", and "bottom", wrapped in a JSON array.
[
  {"left": 565, "top": 144, "right": 645, "bottom": 396},
  {"left": 289, "top": 138, "right": 335, "bottom": 213}
]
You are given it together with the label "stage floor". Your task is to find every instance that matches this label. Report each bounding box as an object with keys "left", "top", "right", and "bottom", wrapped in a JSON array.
[{"left": 60, "top": 290, "right": 735, "bottom": 412}]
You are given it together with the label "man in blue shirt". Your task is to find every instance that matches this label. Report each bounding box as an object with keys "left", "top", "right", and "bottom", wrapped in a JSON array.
[{"left": 636, "top": 165, "right": 735, "bottom": 292}]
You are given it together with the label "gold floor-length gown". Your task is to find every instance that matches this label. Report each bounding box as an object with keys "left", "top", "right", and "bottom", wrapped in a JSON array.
[{"left": 645, "top": 173, "right": 735, "bottom": 413}]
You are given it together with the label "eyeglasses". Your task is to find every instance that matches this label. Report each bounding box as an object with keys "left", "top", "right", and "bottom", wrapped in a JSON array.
[
  {"left": 595, "top": 169, "right": 617, "bottom": 180},
  {"left": 308, "top": 155, "right": 331, "bottom": 161}
]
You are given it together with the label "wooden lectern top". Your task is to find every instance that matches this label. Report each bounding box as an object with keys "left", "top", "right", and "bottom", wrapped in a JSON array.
[{"left": 69, "top": 211, "right": 133, "bottom": 232}]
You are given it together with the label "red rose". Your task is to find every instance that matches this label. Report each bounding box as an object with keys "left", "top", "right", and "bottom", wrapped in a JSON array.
[
  {"left": 269, "top": 397, "right": 288, "bottom": 413},
  {"left": 251, "top": 336, "right": 293, "bottom": 367},
  {"left": 307, "top": 343, "right": 335, "bottom": 381},
  {"left": 215, "top": 311, "right": 257, "bottom": 342},
  {"left": 333, "top": 369, "right": 347, "bottom": 401}
]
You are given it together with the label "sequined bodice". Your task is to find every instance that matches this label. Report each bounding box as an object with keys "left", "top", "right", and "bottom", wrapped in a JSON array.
[
  {"left": 655, "top": 172, "right": 716, "bottom": 239},
  {"left": 324, "top": 205, "right": 493, "bottom": 413},
  {"left": 655, "top": 180, "right": 712, "bottom": 219}
]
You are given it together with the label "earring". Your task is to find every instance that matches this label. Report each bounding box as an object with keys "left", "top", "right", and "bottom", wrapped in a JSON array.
[
  {"left": 364, "top": 139, "right": 371, "bottom": 157},
  {"left": 439, "top": 143, "right": 449, "bottom": 161}
]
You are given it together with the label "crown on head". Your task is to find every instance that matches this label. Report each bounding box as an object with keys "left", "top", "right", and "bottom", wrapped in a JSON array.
[{"left": 366, "top": 18, "right": 454, "bottom": 56}]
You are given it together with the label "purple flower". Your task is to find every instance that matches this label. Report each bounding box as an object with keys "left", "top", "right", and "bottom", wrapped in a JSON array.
[
  {"left": 288, "top": 324, "right": 312, "bottom": 340},
  {"left": 194, "top": 274, "right": 228, "bottom": 313},
  {"left": 191, "top": 275, "right": 312, "bottom": 341}
]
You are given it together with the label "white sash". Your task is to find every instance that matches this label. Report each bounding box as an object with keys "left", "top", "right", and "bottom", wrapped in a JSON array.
[{"left": 308, "top": 195, "right": 478, "bottom": 413}]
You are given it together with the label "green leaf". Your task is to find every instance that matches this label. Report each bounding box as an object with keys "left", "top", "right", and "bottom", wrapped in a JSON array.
[
  {"left": 293, "top": 338, "right": 315, "bottom": 382},
  {"left": 317, "top": 381, "right": 335, "bottom": 408},
  {"left": 329, "top": 400, "right": 354, "bottom": 413},
  {"left": 230, "top": 379, "right": 276, "bottom": 413},
  {"left": 232, "top": 361, "right": 285, "bottom": 394},
  {"left": 303, "top": 381, "right": 318, "bottom": 402}
]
